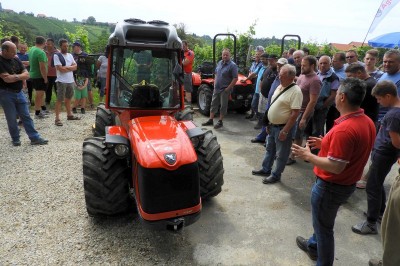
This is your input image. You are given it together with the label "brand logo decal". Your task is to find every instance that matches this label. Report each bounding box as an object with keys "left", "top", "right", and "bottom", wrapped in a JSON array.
[{"left": 164, "top": 153, "right": 177, "bottom": 165}]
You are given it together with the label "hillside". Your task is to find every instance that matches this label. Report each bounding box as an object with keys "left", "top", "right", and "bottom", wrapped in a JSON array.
[{"left": 0, "top": 11, "right": 111, "bottom": 50}]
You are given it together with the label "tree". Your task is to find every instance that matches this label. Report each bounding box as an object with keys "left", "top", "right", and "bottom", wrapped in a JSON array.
[
  {"left": 87, "top": 16, "right": 96, "bottom": 25},
  {"left": 65, "top": 25, "right": 91, "bottom": 53}
]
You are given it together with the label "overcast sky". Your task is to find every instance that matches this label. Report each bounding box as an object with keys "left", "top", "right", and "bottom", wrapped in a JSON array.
[{"left": 2, "top": 0, "right": 399, "bottom": 44}]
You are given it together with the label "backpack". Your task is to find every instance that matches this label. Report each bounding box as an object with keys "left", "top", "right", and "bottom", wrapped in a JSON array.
[{"left": 51, "top": 52, "right": 66, "bottom": 67}]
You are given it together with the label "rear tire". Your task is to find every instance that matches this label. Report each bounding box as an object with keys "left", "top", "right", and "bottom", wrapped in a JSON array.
[
  {"left": 93, "top": 104, "right": 114, "bottom": 136},
  {"left": 82, "top": 137, "right": 132, "bottom": 216},
  {"left": 197, "top": 84, "right": 213, "bottom": 116},
  {"left": 196, "top": 130, "right": 224, "bottom": 199}
]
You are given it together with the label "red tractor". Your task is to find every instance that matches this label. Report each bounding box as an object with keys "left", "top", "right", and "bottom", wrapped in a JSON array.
[
  {"left": 82, "top": 19, "right": 224, "bottom": 230},
  {"left": 192, "top": 34, "right": 254, "bottom": 116}
]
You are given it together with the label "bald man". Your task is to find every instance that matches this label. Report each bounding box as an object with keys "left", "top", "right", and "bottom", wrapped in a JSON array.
[
  {"left": 0, "top": 41, "right": 48, "bottom": 146},
  {"left": 312, "top": 55, "right": 339, "bottom": 138}
]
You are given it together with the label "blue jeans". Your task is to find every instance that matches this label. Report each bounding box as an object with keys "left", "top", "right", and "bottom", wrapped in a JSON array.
[
  {"left": 261, "top": 125, "right": 294, "bottom": 179},
  {"left": 0, "top": 89, "right": 40, "bottom": 142},
  {"left": 307, "top": 178, "right": 356, "bottom": 266},
  {"left": 251, "top": 92, "right": 260, "bottom": 114},
  {"left": 255, "top": 126, "right": 267, "bottom": 141}
]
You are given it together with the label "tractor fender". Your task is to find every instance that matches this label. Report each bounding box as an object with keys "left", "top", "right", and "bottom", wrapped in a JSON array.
[
  {"left": 191, "top": 72, "right": 202, "bottom": 86},
  {"left": 105, "top": 125, "right": 129, "bottom": 142},
  {"left": 129, "top": 116, "right": 198, "bottom": 170}
]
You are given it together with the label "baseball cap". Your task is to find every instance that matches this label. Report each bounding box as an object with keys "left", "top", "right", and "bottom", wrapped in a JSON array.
[
  {"left": 268, "top": 54, "right": 278, "bottom": 59},
  {"left": 72, "top": 41, "right": 81, "bottom": 47},
  {"left": 277, "top": 58, "right": 288, "bottom": 65},
  {"left": 260, "top": 53, "right": 269, "bottom": 59}
]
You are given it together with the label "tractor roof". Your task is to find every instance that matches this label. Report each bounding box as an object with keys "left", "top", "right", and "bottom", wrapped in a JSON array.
[{"left": 109, "top": 18, "right": 182, "bottom": 49}]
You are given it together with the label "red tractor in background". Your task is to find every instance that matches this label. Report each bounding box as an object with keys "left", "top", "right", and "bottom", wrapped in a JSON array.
[
  {"left": 82, "top": 19, "right": 224, "bottom": 230},
  {"left": 191, "top": 34, "right": 254, "bottom": 116}
]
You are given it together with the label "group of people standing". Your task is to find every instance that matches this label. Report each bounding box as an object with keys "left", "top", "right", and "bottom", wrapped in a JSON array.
[
  {"left": 199, "top": 43, "right": 400, "bottom": 266},
  {"left": 0, "top": 35, "right": 108, "bottom": 145}
]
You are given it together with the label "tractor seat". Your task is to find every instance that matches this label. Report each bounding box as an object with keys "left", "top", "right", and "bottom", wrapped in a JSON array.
[
  {"left": 198, "top": 62, "right": 214, "bottom": 79},
  {"left": 130, "top": 84, "right": 161, "bottom": 108}
]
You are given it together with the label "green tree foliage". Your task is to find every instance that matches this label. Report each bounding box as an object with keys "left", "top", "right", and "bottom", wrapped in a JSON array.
[
  {"left": 65, "top": 26, "right": 91, "bottom": 53},
  {"left": 86, "top": 16, "right": 96, "bottom": 25},
  {"left": 265, "top": 44, "right": 281, "bottom": 57},
  {"left": 0, "top": 19, "right": 26, "bottom": 44},
  {"left": 91, "top": 30, "right": 109, "bottom": 54}
]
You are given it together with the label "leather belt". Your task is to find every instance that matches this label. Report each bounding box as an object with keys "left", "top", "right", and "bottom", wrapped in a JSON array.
[
  {"left": 0, "top": 88, "right": 20, "bottom": 93},
  {"left": 269, "top": 123, "right": 286, "bottom": 127}
]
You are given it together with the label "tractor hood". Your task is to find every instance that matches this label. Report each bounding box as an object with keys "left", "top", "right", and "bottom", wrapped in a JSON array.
[{"left": 129, "top": 116, "right": 197, "bottom": 170}]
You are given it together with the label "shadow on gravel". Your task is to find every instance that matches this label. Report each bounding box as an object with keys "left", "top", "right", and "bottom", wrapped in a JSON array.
[{"left": 80, "top": 198, "right": 229, "bottom": 264}]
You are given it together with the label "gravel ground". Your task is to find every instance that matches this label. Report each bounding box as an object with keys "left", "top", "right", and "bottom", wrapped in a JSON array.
[{"left": 0, "top": 110, "right": 185, "bottom": 265}]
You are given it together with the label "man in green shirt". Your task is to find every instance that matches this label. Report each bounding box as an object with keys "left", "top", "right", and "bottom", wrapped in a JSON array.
[{"left": 28, "top": 36, "right": 48, "bottom": 119}]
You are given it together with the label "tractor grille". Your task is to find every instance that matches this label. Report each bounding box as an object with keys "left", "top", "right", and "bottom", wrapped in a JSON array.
[{"left": 138, "top": 163, "right": 200, "bottom": 214}]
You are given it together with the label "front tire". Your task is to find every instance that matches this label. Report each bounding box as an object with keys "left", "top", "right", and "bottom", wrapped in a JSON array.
[
  {"left": 197, "top": 84, "right": 213, "bottom": 116},
  {"left": 82, "top": 137, "right": 132, "bottom": 216},
  {"left": 93, "top": 104, "right": 115, "bottom": 136},
  {"left": 175, "top": 105, "right": 194, "bottom": 121},
  {"left": 196, "top": 130, "right": 224, "bottom": 199}
]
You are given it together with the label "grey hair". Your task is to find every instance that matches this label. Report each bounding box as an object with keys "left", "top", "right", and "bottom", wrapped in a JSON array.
[{"left": 339, "top": 78, "right": 366, "bottom": 106}]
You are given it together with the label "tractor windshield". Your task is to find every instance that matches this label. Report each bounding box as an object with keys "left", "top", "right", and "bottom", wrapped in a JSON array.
[{"left": 108, "top": 47, "right": 182, "bottom": 109}]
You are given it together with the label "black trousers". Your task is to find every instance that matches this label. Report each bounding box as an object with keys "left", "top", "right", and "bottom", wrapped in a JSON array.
[{"left": 366, "top": 151, "right": 397, "bottom": 223}]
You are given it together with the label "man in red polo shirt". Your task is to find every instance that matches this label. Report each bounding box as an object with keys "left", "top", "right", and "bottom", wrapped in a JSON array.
[
  {"left": 291, "top": 78, "right": 376, "bottom": 265},
  {"left": 182, "top": 40, "right": 194, "bottom": 103}
]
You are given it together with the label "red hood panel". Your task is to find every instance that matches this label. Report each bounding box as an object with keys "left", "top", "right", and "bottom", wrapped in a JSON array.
[{"left": 129, "top": 116, "right": 197, "bottom": 170}]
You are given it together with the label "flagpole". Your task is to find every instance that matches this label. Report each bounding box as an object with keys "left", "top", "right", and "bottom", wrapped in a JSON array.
[{"left": 362, "top": 9, "right": 379, "bottom": 47}]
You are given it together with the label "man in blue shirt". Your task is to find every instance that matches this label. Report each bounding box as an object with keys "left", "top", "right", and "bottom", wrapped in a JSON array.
[
  {"left": 352, "top": 80, "right": 400, "bottom": 236},
  {"left": 242, "top": 46, "right": 264, "bottom": 120},
  {"left": 202, "top": 48, "right": 238, "bottom": 129},
  {"left": 376, "top": 49, "right": 400, "bottom": 123}
]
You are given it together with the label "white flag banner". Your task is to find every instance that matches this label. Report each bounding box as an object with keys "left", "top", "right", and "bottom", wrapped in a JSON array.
[{"left": 369, "top": 0, "right": 400, "bottom": 33}]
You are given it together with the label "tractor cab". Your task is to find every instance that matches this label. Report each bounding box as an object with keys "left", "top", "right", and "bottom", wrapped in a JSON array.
[{"left": 105, "top": 19, "right": 185, "bottom": 118}]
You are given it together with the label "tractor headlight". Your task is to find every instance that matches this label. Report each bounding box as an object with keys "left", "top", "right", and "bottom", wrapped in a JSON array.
[{"left": 114, "top": 144, "right": 129, "bottom": 157}]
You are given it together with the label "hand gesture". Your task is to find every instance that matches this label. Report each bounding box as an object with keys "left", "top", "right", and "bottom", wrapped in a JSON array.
[
  {"left": 307, "top": 136, "right": 323, "bottom": 150},
  {"left": 291, "top": 143, "right": 312, "bottom": 161}
]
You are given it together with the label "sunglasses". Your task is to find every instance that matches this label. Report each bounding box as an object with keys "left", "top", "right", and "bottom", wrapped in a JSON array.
[{"left": 346, "top": 56, "right": 355, "bottom": 59}]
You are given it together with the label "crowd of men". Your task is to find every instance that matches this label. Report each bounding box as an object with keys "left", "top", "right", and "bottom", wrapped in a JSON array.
[
  {"left": 244, "top": 47, "right": 400, "bottom": 266},
  {"left": 0, "top": 35, "right": 108, "bottom": 144},
  {"left": 200, "top": 44, "right": 400, "bottom": 265}
]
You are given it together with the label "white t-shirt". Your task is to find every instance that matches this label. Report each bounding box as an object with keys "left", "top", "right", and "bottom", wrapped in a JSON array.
[{"left": 54, "top": 53, "right": 76, "bottom": 83}]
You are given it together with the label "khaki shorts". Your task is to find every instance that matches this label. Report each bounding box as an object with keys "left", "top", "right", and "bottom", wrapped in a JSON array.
[{"left": 56, "top": 82, "right": 74, "bottom": 101}]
